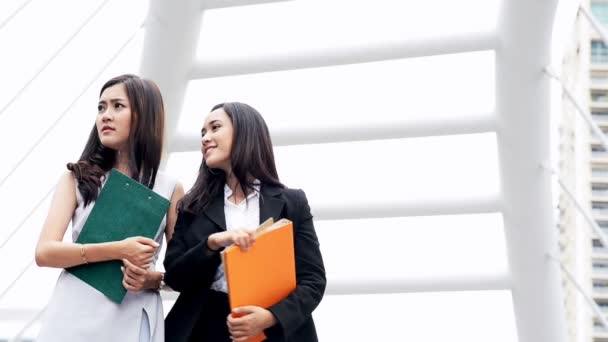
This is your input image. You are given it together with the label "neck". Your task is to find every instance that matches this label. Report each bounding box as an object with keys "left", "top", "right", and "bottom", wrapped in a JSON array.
[
  {"left": 225, "top": 172, "right": 257, "bottom": 204},
  {"left": 225, "top": 174, "right": 243, "bottom": 204},
  {"left": 114, "top": 149, "right": 131, "bottom": 176}
]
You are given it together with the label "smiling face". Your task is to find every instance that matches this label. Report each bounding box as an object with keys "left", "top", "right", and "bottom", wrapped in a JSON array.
[
  {"left": 96, "top": 83, "right": 132, "bottom": 151},
  {"left": 201, "top": 108, "right": 234, "bottom": 172}
]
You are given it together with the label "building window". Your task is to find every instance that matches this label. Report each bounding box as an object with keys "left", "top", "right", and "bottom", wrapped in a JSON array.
[
  {"left": 592, "top": 71, "right": 608, "bottom": 86},
  {"left": 594, "top": 238, "right": 604, "bottom": 248},
  {"left": 592, "top": 2, "right": 608, "bottom": 25},
  {"left": 594, "top": 281, "right": 608, "bottom": 287},
  {"left": 593, "top": 185, "right": 608, "bottom": 194},
  {"left": 592, "top": 40, "right": 608, "bottom": 64},
  {"left": 593, "top": 202, "right": 608, "bottom": 209},
  {"left": 592, "top": 90, "right": 608, "bottom": 102}
]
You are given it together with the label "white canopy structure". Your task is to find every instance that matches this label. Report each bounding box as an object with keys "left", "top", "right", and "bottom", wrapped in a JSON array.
[{"left": 0, "top": 0, "right": 580, "bottom": 340}]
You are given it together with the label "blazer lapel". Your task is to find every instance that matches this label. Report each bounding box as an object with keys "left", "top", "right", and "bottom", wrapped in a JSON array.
[
  {"left": 259, "top": 184, "right": 285, "bottom": 224},
  {"left": 203, "top": 192, "right": 226, "bottom": 231}
]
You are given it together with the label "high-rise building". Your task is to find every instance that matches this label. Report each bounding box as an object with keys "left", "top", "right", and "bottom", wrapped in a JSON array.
[
  {"left": 588, "top": 2, "right": 608, "bottom": 341},
  {"left": 562, "top": 1, "right": 608, "bottom": 341}
]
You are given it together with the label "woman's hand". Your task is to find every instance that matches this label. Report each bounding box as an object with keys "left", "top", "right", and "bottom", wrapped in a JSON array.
[
  {"left": 207, "top": 230, "right": 256, "bottom": 251},
  {"left": 118, "top": 236, "right": 159, "bottom": 267},
  {"left": 227, "top": 306, "right": 277, "bottom": 341},
  {"left": 121, "top": 259, "right": 161, "bottom": 292}
]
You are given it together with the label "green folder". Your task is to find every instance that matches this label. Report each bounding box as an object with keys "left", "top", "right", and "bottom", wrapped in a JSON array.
[{"left": 66, "top": 169, "right": 170, "bottom": 303}]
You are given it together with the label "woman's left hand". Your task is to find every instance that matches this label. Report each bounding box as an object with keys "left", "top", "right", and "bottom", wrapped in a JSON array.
[
  {"left": 121, "top": 259, "right": 158, "bottom": 291},
  {"left": 227, "top": 306, "right": 277, "bottom": 341}
]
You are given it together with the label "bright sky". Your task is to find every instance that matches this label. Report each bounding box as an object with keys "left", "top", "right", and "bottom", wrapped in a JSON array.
[{"left": 1, "top": 0, "right": 579, "bottom": 340}]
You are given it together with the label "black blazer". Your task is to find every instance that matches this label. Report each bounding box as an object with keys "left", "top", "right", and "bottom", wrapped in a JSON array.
[{"left": 164, "top": 184, "right": 326, "bottom": 342}]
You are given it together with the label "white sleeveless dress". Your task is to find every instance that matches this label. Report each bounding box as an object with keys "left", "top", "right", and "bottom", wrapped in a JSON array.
[{"left": 37, "top": 172, "right": 177, "bottom": 342}]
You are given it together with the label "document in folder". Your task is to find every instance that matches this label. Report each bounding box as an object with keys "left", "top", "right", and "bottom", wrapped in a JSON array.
[
  {"left": 222, "top": 218, "right": 296, "bottom": 342},
  {"left": 66, "top": 169, "right": 170, "bottom": 303}
]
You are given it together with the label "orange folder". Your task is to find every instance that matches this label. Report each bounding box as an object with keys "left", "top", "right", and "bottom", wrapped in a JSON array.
[{"left": 222, "top": 218, "right": 296, "bottom": 342}]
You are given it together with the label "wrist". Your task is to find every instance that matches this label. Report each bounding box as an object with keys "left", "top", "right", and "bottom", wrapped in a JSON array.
[
  {"left": 148, "top": 271, "right": 163, "bottom": 290},
  {"left": 79, "top": 243, "right": 89, "bottom": 264},
  {"left": 158, "top": 272, "right": 172, "bottom": 291},
  {"left": 206, "top": 236, "right": 219, "bottom": 251},
  {"left": 263, "top": 309, "right": 277, "bottom": 329},
  {"left": 111, "top": 240, "right": 126, "bottom": 259}
]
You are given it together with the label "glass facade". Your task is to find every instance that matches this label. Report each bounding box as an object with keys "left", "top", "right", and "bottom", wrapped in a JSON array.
[
  {"left": 593, "top": 2, "right": 608, "bottom": 25},
  {"left": 592, "top": 40, "right": 608, "bottom": 64}
]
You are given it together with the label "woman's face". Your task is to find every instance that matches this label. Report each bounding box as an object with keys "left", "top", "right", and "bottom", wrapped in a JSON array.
[
  {"left": 201, "top": 108, "right": 234, "bottom": 172},
  {"left": 96, "top": 83, "right": 132, "bottom": 151}
]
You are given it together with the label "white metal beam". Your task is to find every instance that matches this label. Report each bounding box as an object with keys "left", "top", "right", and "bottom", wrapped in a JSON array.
[
  {"left": 155, "top": 273, "right": 509, "bottom": 301},
  {"left": 140, "top": 0, "right": 203, "bottom": 155},
  {"left": 324, "top": 273, "right": 510, "bottom": 295},
  {"left": 190, "top": 31, "right": 498, "bottom": 79},
  {"left": 170, "top": 112, "right": 496, "bottom": 152},
  {"left": 496, "top": 0, "right": 568, "bottom": 341},
  {"left": 203, "top": 0, "right": 291, "bottom": 10},
  {"left": 312, "top": 195, "right": 501, "bottom": 221}
]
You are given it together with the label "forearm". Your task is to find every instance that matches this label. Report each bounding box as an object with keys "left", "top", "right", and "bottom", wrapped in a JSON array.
[
  {"left": 164, "top": 239, "right": 220, "bottom": 292},
  {"left": 206, "top": 236, "right": 222, "bottom": 251},
  {"left": 35, "top": 240, "right": 122, "bottom": 268}
]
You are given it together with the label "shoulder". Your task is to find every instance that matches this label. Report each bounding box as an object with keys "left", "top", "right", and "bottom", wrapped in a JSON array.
[
  {"left": 55, "top": 170, "right": 80, "bottom": 204},
  {"left": 58, "top": 170, "right": 76, "bottom": 185},
  {"left": 178, "top": 209, "right": 197, "bottom": 222},
  {"left": 57, "top": 170, "right": 78, "bottom": 196},
  {"left": 280, "top": 187, "right": 305, "bottom": 198},
  {"left": 273, "top": 186, "right": 308, "bottom": 206},
  {"left": 275, "top": 187, "right": 314, "bottom": 223}
]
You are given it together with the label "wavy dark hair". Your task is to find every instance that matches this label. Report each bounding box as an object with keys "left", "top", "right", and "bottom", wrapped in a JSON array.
[
  {"left": 67, "top": 74, "right": 165, "bottom": 206},
  {"left": 180, "top": 102, "right": 284, "bottom": 214}
]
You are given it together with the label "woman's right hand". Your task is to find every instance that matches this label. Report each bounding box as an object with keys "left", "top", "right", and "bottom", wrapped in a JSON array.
[
  {"left": 121, "top": 259, "right": 161, "bottom": 292},
  {"left": 207, "top": 230, "right": 256, "bottom": 252},
  {"left": 118, "top": 236, "right": 159, "bottom": 267}
]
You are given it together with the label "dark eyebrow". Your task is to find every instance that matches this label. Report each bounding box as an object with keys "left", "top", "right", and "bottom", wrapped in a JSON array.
[{"left": 98, "top": 98, "right": 127, "bottom": 104}]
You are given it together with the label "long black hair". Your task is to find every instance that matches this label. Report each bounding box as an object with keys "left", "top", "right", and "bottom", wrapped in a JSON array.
[
  {"left": 180, "top": 102, "right": 284, "bottom": 214},
  {"left": 67, "top": 74, "right": 165, "bottom": 206}
]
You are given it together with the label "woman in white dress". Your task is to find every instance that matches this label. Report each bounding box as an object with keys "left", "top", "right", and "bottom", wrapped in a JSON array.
[{"left": 35, "top": 74, "right": 184, "bottom": 342}]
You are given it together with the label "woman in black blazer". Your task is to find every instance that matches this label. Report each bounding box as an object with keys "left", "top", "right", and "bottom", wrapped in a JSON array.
[{"left": 164, "top": 102, "right": 326, "bottom": 342}]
